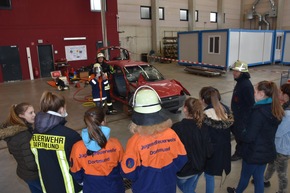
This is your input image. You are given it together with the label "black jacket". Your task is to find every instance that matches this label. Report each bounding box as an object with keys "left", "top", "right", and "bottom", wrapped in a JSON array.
[
  {"left": 203, "top": 104, "right": 234, "bottom": 176},
  {"left": 0, "top": 124, "right": 39, "bottom": 181},
  {"left": 241, "top": 102, "right": 281, "bottom": 164},
  {"left": 172, "top": 119, "right": 210, "bottom": 177},
  {"left": 231, "top": 73, "right": 255, "bottom": 136},
  {"left": 33, "top": 112, "right": 82, "bottom": 193}
]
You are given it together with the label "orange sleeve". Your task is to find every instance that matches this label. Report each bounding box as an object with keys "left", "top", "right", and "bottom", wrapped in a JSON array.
[
  {"left": 69, "top": 141, "right": 84, "bottom": 173},
  {"left": 110, "top": 138, "right": 124, "bottom": 162},
  {"left": 121, "top": 134, "right": 141, "bottom": 174}
]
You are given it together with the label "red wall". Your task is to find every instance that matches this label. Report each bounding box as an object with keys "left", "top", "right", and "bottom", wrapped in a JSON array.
[{"left": 0, "top": 0, "right": 119, "bottom": 82}]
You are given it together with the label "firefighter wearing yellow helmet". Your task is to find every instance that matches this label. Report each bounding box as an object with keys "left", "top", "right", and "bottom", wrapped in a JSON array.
[
  {"left": 231, "top": 60, "right": 249, "bottom": 72},
  {"left": 230, "top": 60, "right": 255, "bottom": 161},
  {"left": 96, "top": 52, "right": 117, "bottom": 115}
]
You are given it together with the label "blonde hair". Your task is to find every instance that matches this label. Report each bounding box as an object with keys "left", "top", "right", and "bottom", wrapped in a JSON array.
[
  {"left": 129, "top": 119, "right": 172, "bottom": 136},
  {"left": 184, "top": 97, "right": 204, "bottom": 128}
]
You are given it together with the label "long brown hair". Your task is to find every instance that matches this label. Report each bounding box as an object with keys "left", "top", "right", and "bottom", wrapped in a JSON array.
[
  {"left": 40, "top": 91, "right": 65, "bottom": 112},
  {"left": 4, "top": 103, "right": 32, "bottom": 127},
  {"left": 199, "top": 86, "right": 228, "bottom": 120},
  {"left": 184, "top": 97, "right": 204, "bottom": 128},
  {"left": 256, "top": 81, "right": 284, "bottom": 120},
  {"left": 84, "top": 107, "right": 107, "bottom": 148}
]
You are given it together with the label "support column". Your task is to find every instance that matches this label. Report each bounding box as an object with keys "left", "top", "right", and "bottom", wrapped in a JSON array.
[
  {"left": 217, "top": 0, "right": 225, "bottom": 29},
  {"left": 151, "top": 0, "right": 159, "bottom": 53},
  {"left": 277, "top": 0, "right": 285, "bottom": 30},
  {"left": 188, "top": 0, "right": 197, "bottom": 31},
  {"left": 100, "top": 0, "right": 107, "bottom": 47}
]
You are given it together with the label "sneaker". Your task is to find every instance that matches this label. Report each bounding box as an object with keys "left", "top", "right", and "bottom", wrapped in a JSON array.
[
  {"left": 227, "top": 187, "right": 236, "bottom": 193},
  {"left": 251, "top": 179, "right": 271, "bottom": 187},
  {"left": 231, "top": 154, "right": 242, "bottom": 161}
]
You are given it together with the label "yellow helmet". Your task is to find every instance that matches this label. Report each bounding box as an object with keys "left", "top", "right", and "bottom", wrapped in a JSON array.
[
  {"left": 131, "top": 85, "right": 169, "bottom": 126},
  {"left": 231, "top": 60, "right": 248, "bottom": 72},
  {"left": 97, "top": 53, "right": 105, "bottom": 58}
]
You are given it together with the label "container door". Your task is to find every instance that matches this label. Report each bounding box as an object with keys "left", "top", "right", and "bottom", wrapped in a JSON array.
[{"left": 275, "top": 33, "right": 283, "bottom": 61}]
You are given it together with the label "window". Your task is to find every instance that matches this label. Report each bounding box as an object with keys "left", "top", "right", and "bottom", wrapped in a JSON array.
[
  {"left": 276, "top": 36, "right": 282, "bottom": 49},
  {"left": 209, "top": 36, "right": 220, "bottom": 54},
  {"left": 195, "top": 10, "right": 199, "bottom": 22},
  {"left": 141, "top": 6, "right": 151, "bottom": 19},
  {"left": 0, "top": 0, "right": 11, "bottom": 9},
  {"left": 210, "top": 12, "right": 217, "bottom": 23},
  {"left": 159, "top": 7, "right": 164, "bottom": 20},
  {"left": 90, "top": 0, "right": 106, "bottom": 12},
  {"left": 180, "top": 9, "right": 188, "bottom": 21}
]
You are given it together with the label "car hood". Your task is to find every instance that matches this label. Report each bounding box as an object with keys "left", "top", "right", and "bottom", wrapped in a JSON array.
[{"left": 139, "top": 79, "right": 184, "bottom": 98}]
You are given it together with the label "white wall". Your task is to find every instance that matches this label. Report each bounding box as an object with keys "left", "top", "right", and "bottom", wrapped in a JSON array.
[
  {"left": 223, "top": 0, "right": 241, "bottom": 29},
  {"left": 117, "top": 0, "right": 290, "bottom": 61},
  {"left": 118, "top": 0, "right": 242, "bottom": 60},
  {"left": 196, "top": 0, "right": 218, "bottom": 29},
  {"left": 283, "top": 0, "right": 290, "bottom": 29},
  {"left": 283, "top": 32, "right": 290, "bottom": 63}
]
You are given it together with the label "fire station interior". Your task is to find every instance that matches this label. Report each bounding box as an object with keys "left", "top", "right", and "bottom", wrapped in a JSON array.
[
  {"left": 1, "top": 0, "right": 290, "bottom": 192},
  {"left": 1, "top": 61, "right": 290, "bottom": 193}
]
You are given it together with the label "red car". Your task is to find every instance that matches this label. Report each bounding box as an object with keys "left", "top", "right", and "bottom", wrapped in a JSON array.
[{"left": 97, "top": 46, "right": 190, "bottom": 113}]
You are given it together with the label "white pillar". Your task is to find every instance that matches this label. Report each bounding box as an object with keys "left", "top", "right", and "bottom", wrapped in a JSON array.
[{"left": 26, "top": 47, "right": 34, "bottom": 80}]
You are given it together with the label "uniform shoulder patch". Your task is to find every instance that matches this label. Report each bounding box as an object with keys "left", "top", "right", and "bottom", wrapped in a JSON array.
[{"left": 126, "top": 158, "right": 135, "bottom": 169}]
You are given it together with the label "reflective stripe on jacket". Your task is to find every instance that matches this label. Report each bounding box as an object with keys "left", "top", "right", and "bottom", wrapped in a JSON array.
[{"left": 31, "top": 134, "right": 75, "bottom": 193}]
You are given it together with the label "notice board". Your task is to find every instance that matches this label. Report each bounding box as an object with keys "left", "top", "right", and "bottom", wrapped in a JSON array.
[{"left": 65, "top": 45, "right": 87, "bottom": 61}]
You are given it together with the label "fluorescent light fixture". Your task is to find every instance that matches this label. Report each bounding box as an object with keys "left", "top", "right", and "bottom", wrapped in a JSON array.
[{"left": 63, "top": 37, "right": 86, "bottom": 41}]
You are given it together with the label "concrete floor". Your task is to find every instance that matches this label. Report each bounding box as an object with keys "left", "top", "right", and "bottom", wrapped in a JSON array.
[{"left": 0, "top": 62, "right": 290, "bottom": 193}]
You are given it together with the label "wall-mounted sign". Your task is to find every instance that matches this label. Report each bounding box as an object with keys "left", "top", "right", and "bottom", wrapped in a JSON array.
[{"left": 65, "top": 45, "right": 87, "bottom": 61}]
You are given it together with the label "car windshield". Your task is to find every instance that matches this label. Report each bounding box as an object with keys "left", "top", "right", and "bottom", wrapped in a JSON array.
[{"left": 124, "top": 65, "right": 165, "bottom": 82}]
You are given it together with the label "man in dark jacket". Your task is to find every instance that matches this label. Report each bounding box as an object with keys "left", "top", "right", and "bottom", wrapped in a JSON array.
[{"left": 230, "top": 60, "right": 255, "bottom": 161}]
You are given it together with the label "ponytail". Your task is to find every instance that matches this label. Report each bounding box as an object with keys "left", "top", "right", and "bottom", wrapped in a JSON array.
[
  {"left": 256, "top": 81, "right": 284, "bottom": 120},
  {"left": 199, "top": 86, "right": 227, "bottom": 120},
  {"left": 5, "top": 103, "right": 31, "bottom": 127},
  {"left": 84, "top": 107, "right": 107, "bottom": 148},
  {"left": 184, "top": 97, "right": 204, "bottom": 128}
]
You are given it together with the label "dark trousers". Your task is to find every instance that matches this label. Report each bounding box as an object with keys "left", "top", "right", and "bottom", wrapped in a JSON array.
[
  {"left": 25, "top": 178, "right": 43, "bottom": 193},
  {"left": 234, "top": 136, "right": 243, "bottom": 156},
  {"left": 236, "top": 160, "right": 266, "bottom": 193},
  {"left": 231, "top": 125, "right": 243, "bottom": 156},
  {"left": 105, "top": 89, "right": 114, "bottom": 110}
]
